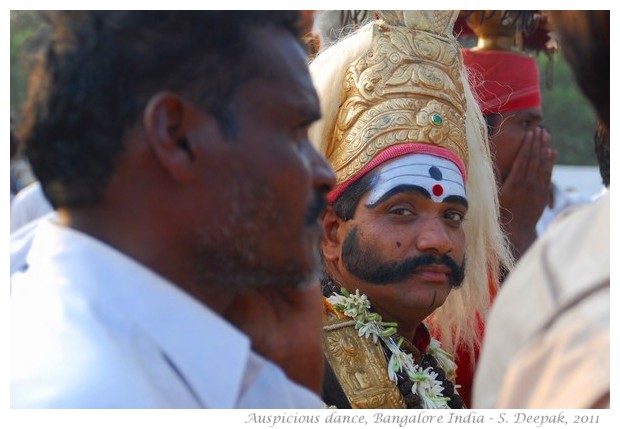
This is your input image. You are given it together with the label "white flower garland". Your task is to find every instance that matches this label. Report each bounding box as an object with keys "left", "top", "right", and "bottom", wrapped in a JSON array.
[{"left": 327, "top": 288, "right": 458, "bottom": 409}]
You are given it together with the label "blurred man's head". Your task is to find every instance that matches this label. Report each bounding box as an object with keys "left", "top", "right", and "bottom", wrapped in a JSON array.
[
  {"left": 594, "top": 121, "right": 610, "bottom": 188},
  {"left": 547, "top": 11, "right": 609, "bottom": 129},
  {"left": 548, "top": 11, "right": 610, "bottom": 191},
  {"left": 19, "top": 11, "right": 335, "bottom": 298}
]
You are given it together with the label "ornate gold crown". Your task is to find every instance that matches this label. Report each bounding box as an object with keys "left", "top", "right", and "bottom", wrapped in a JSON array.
[{"left": 326, "top": 11, "right": 468, "bottom": 185}]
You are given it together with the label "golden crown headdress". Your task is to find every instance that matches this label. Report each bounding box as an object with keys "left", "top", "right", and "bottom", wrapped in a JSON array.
[{"left": 326, "top": 10, "right": 468, "bottom": 187}]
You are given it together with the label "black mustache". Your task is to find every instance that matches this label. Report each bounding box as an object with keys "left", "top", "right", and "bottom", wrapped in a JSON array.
[
  {"left": 342, "top": 227, "right": 465, "bottom": 288},
  {"left": 379, "top": 253, "right": 466, "bottom": 288},
  {"left": 305, "top": 192, "right": 328, "bottom": 225}
]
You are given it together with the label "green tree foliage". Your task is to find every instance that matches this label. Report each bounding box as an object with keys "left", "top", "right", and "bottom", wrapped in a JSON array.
[{"left": 10, "top": 11, "right": 47, "bottom": 122}]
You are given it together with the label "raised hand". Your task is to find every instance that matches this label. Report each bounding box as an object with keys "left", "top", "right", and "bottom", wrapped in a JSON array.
[{"left": 499, "top": 126, "right": 557, "bottom": 260}]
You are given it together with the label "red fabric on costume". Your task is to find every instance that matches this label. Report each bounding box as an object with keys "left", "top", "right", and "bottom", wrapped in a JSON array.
[
  {"left": 451, "top": 275, "right": 499, "bottom": 408},
  {"left": 431, "top": 318, "right": 481, "bottom": 408},
  {"left": 462, "top": 49, "right": 541, "bottom": 115},
  {"left": 453, "top": 314, "right": 484, "bottom": 408},
  {"left": 412, "top": 323, "right": 432, "bottom": 353}
]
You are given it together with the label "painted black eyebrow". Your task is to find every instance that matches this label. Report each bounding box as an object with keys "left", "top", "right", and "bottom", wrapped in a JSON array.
[
  {"left": 365, "top": 184, "right": 430, "bottom": 209},
  {"left": 443, "top": 195, "right": 469, "bottom": 210}
]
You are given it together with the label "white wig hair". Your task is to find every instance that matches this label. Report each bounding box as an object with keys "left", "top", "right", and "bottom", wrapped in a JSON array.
[{"left": 309, "top": 19, "right": 514, "bottom": 364}]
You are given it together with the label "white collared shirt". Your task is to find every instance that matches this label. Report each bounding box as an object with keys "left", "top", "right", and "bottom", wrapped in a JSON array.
[
  {"left": 11, "top": 216, "right": 323, "bottom": 409},
  {"left": 10, "top": 181, "right": 54, "bottom": 233}
]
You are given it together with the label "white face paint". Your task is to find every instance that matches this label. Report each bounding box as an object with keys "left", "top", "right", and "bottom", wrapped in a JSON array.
[{"left": 366, "top": 154, "right": 467, "bottom": 205}]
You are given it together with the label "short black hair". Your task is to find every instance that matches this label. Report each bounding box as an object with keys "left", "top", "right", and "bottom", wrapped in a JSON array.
[
  {"left": 10, "top": 127, "right": 20, "bottom": 160},
  {"left": 331, "top": 171, "right": 377, "bottom": 221},
  {"left": 20, "top": 11, "right": 302, "bottom": 208},
  {"left": 594, "top": 120, "right": 610, "bottom": 188}
]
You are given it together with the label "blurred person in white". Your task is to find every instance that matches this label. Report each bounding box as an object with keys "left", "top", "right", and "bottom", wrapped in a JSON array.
[
  {"left": 11, "top": 11, "right": 335, "bottom": 408},
  {"left": 473, "top": 10, "right": 610, "bottom": 409},
  {"left": 11, "top": 181, "right": 53, "bottom": 233}
]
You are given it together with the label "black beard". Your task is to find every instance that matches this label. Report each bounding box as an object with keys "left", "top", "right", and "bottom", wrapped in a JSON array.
[{"left": 341, "top": 227, "right": 465, "bottom": 288}]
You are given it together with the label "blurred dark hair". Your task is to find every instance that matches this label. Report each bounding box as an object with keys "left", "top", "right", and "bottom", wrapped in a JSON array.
[
  {"left": 547, "top": 11, "right": 609, "bottom": 128},
  {"left": 11, "top": 126, "right": 20, "bottom": 160},
  {"left": 594, "top": 120, "right": 610, "bottom": 188},
  {"left": 483, "top": 113, "right": 501, "bottom": 137},
  {"left": 19, "top": 11, "right": 302, "bottom": 208}
]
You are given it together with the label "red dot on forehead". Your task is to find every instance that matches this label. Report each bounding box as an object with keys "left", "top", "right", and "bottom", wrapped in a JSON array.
[{"left": 432, "top": 184, "right": 444, "bottom": 197}]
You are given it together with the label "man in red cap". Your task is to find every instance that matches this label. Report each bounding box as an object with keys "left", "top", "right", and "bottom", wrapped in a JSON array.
[{"left": 463, "top": 48, "right": 556, "bottom": 261}]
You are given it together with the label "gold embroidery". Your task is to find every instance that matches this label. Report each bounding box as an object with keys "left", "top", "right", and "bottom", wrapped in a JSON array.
[{"left": 323, "top": 319, "right": 406, "bottom": 409}]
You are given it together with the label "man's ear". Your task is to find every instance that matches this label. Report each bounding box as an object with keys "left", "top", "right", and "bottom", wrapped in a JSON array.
[
  {"left": 143, "top": 92, "right": 197, "bottom": 183},
  {"left": 321, "top": 206, "right": 345, "bottom": 262}
]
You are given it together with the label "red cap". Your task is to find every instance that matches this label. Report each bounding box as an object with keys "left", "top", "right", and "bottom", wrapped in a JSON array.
[{"left": 462, "top": 49, "right": 541, "bottom": 115}]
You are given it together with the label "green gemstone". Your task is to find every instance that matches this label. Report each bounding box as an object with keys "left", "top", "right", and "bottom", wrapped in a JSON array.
[{"left": 431, "top": 113, "right": 443, "bottom": 126}]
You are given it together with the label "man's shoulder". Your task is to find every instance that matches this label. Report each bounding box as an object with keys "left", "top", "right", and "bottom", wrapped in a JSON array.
[
  {"left": 11, "top": 281, "right": 164, "bottom": 408},
  {"left": 10, "top": 224, "right": 168, "bottom": 408}
]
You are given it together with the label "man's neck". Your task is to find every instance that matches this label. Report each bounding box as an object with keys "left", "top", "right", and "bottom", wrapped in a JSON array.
[{"left": 60, "top": 207, "right": 236, "bottom": 314}]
